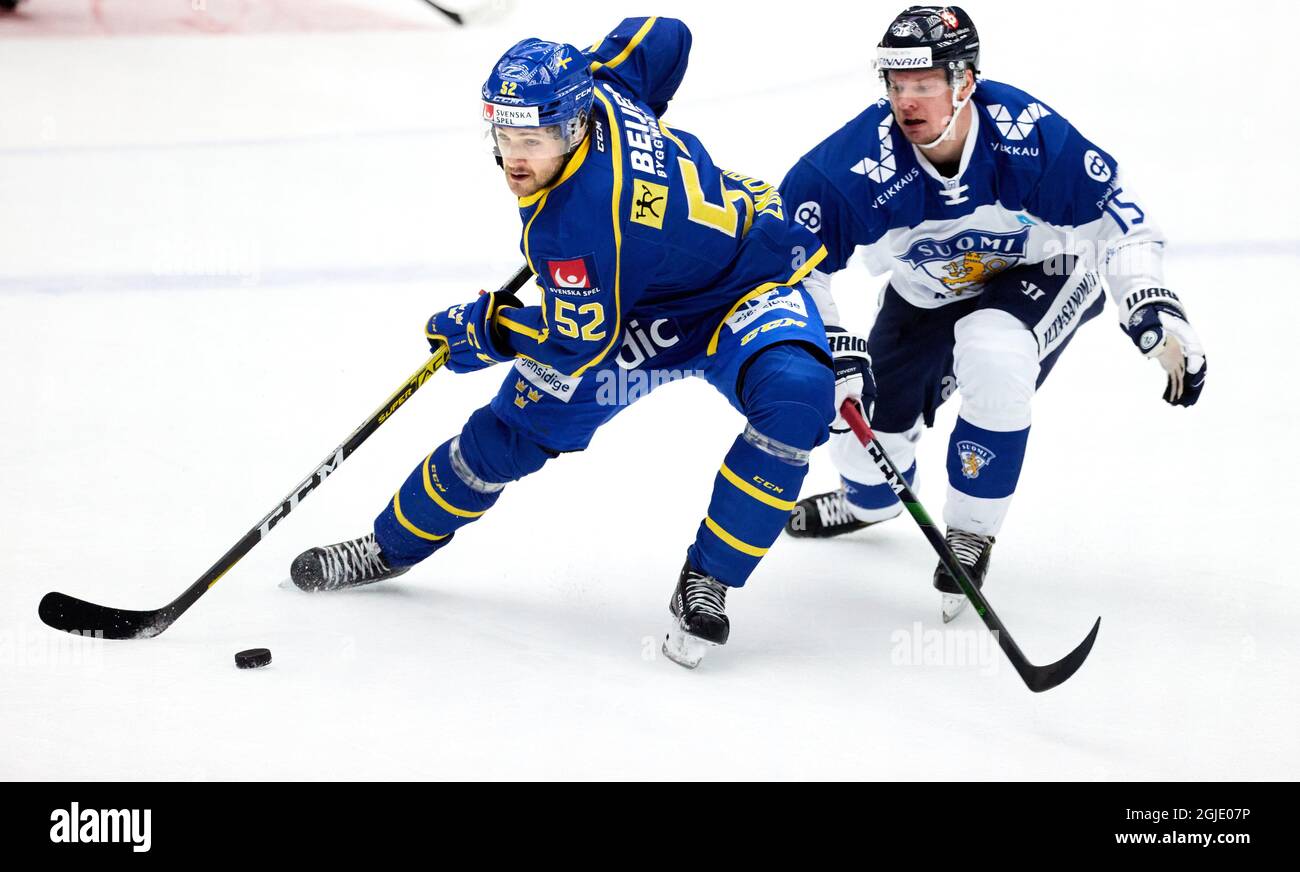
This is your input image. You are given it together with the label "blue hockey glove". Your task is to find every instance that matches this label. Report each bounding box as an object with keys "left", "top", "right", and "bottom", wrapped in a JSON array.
[
  {"left": 1124, "top": 300, "right": 1206, "bottom": 407},
  {"left": 426, "top": 290, "right": 522, "bottom": 374},
  {"left": 825, "top": 326, "right": 876, "bottom": 433}
]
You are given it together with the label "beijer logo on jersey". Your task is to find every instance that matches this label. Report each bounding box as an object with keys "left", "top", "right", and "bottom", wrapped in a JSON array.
[
  {"left": 608, "top": 86, "right": 667, "bottom": 178},
  {"left": 900, "top": 228, "right": 1030, "bottom": 294},
  {"left": 725, "top": 287, "right": 808, "bottom": 334},
  {"left": 547, "top": 256, "right": 599, "bottom": 292},
  {"left": 956, "top": 441, "right": 996, "bottom": 479}
]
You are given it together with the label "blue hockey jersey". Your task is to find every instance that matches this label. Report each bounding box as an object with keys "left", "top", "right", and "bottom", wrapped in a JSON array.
[
  {"left": 779, "top": 80, "right": 1165, "bottom": 321},
  {"left": 495, "top": 17, "right": 826, "bottom": 378}
]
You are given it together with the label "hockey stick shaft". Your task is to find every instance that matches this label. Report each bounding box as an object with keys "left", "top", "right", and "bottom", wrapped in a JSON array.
[
  {"left": 39, "top": 265, "right": 533, "bottom": 639},
  {"left": 838, "top": 399, "right": 1100, "bottom": 691},
  {"left": 417, "top": 0, "right": 463, "bottom": 25}
]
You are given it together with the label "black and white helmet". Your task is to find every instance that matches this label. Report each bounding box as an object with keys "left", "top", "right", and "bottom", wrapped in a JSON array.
[{"left": 877, "top": 6, "right": 980, "bottom": 88}]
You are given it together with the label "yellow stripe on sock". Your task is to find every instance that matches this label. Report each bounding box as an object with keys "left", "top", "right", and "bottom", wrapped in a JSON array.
[
  {"left": 704, "top": 515, "right": 768, "bottom": 557},
  {"left": 393, "top": 490, "right": 448, "bottom": 542},
  {"left": 719, "top": 463, "right": 796, "bottom": 511},
  {"left": 422, "top": 453, "right": 486, "bottom": 519}
]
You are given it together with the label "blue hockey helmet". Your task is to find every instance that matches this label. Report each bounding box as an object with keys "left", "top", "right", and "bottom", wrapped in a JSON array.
[
  {"left": 877, "top": 6, "right": 980, "bottom": 85},
  {"left": 482, "top": 38, "right": 594, "bottom": 159}
]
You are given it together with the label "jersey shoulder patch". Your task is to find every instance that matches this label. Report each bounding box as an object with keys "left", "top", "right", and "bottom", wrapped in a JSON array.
[{"left": 976, "top": 79, "right": 1073, "bottom": 162}]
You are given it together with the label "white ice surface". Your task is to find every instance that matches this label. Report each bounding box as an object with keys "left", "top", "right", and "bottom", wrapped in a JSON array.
[{"left": 1, "top": 1, "right": 1296, "bottom": 780}]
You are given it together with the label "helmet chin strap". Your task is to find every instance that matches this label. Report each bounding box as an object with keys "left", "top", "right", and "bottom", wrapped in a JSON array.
[{"left": 917, "top": 78, "right": 976, "bottom": 151}]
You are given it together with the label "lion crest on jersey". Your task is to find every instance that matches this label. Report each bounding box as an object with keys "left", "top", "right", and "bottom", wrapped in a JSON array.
[
  {"left": 940, "top": 252, "right": 1013, "bottom": 293},
  {"left": 901, "top": 228, "right": 1030, "bottom": 295}
]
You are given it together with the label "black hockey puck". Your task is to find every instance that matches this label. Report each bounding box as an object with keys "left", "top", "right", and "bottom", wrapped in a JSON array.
[{"left": 234, "top": 647, "right": 272, "bottom": 669}]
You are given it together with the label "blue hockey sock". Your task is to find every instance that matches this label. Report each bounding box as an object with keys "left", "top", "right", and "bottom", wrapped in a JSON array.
[
  {"left": 843, "top": 462, "right": 916, "bottom": 512},
  {"left": 946, "top": 416, "right": 1029, "bottom": 500},
  {"left": 688, "top": 428, "right": 811, "bottom": 587},
  {"left": 373, "top": 435, "right": 503, "bottom": 566}
]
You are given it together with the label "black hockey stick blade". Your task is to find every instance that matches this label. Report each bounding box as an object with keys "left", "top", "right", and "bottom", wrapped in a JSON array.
[
  {"left": 839, "top": 400, "right": 1101, "bottom": 691},
  {"left": 38, "top": 592, "right": 175, "bottom": 640},
  {"left": 1015, "top": 616, "right": 1101, "bottom": 693},
  {"left": 37, "top": 264, "right": 534, "bottom": 641}
]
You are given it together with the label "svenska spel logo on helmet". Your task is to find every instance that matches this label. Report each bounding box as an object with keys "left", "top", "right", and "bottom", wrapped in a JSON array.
[{"left": 484, "top": 103, "right": 540, "bottom": 127}]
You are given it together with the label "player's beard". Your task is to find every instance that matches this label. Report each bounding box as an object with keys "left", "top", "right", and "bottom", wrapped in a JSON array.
[{"left": 504, "top": 157, "right": 565, "bottom": 197}]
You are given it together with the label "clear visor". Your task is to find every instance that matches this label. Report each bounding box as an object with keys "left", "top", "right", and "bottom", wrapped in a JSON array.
[
  {"left": 882, "top": 72, "right": 954, "bottom": 100},
  {"left": 489, "top": 123, "right": 572, "bottom": 160}
]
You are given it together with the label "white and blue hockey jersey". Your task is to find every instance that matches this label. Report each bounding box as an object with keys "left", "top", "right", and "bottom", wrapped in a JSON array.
[{"left": 779, "top": 79, "right": 1167, "bottom": 324}]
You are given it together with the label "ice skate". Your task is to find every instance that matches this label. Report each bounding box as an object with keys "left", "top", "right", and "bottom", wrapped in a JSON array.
[
  {"left": 290, "top": 532, "right": 411, "bottom": 592},
  {"left": 663, "top": 562, "right": 730, "bottom": 669},
  {"left": 933, "top": 529, "right": 994, "bottom": 622},
  {"left": 784, "top": 489, "right": 877, "bottom": 538}
]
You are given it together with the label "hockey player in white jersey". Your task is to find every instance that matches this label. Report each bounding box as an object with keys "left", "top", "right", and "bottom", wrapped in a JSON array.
[{"left": 780, "top": 6, "right": 1207, "bottom": 621}]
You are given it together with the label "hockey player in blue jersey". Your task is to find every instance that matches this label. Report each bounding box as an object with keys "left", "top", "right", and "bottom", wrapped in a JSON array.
[
  {"left": 288, "top": 17, "right": 838, "bottom": 667},
  {"left": 780, "top": 6, "right": 1208, "bottom": 621}
]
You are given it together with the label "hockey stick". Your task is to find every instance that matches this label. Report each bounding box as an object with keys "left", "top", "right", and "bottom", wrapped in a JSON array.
[
  {"left": 38, "top": 265, "right": 534, "bottom": 640},
  {"left": 418, "top": 0, "right": 464, "bottom": 24},
  {"left": 839, "top": 400, "right": 1100, "bottom": 692},
  {"left": 416, "top": 0, "right": 514, "bottom": 27}
]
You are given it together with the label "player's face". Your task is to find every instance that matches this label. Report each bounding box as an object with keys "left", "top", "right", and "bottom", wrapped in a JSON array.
[
  {"left": 887, "top": 69, "right": 963, "bottom": 143},
  {"left": 494, "top": 126, "right": 568, "bottom": 197}
]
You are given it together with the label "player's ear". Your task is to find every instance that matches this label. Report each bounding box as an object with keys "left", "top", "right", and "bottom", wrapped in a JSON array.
[{"left": 957, "top": 69, "right": 975, "bottom": 100}]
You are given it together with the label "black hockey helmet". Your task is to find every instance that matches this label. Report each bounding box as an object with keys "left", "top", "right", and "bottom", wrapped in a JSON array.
[{"left": 877, "top": 6, "right": 980, "bottom": 85}]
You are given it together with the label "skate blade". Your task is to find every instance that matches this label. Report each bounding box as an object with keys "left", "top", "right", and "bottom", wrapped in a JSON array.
[
  {"left": 662, "top": 625, "right": 717, "bottom": 669},
  {"left": 941, "top": 593, "right": 968, "bottom": 623}
]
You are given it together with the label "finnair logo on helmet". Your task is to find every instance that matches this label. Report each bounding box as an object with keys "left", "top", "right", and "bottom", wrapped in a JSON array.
[
  {"left": 877, "top": 46, "right": 933, "bottom": 69},
  {"left": 484, "top": 102, "right": 539, "bottom": 127}
]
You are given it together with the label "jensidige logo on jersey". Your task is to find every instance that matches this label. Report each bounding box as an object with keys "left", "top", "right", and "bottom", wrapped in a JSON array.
[
  {"left": 725, "top": 286, "right": 808, "bottom": 334},
  {"left": 900, "top": 228, "right": 1030, "bottom": 295},
  {"left": 545, "top": 255, "right": 601, "bottom": 297}
]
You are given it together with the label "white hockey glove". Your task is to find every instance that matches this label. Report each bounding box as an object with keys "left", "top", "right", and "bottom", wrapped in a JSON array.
[
  {"left": 825, "top": 326, "right": 876, "bottom": 433},
  {"left": 1124, "top": 300, "right": 1206, "bottom": 407}
]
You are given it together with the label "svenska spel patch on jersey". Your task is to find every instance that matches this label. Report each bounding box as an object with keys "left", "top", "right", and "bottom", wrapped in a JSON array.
[{"left": 545, "top": 255, "right": 600, "bottom": 293}]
